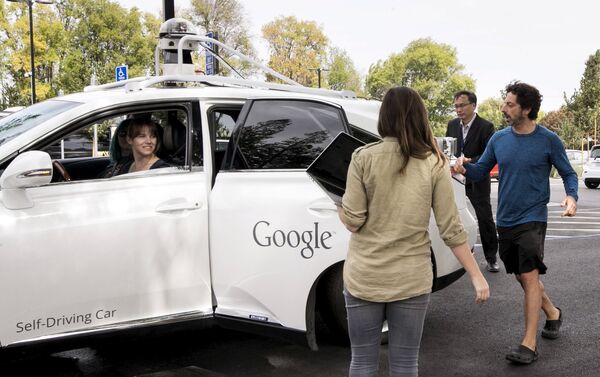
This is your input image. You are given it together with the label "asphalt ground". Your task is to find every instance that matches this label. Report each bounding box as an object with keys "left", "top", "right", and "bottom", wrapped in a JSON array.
[
  {"left": 420, "top": 179, "right": 600, "bottom": 377},
  {"left": 2, "top": 179, "right": 599, "bottom": 377}
]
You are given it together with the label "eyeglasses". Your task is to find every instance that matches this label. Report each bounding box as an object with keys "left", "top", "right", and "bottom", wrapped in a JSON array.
[{"left": 454, "top": 102, "right": 473, "bottom": 110}]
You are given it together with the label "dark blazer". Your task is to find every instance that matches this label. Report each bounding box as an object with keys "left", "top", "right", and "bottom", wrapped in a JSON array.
[
  {"left": 446, "top": 114, "right": 495, "bottom": 162},
  {"left": 446, "top": 114, "right": 495, "bottom": 195}
]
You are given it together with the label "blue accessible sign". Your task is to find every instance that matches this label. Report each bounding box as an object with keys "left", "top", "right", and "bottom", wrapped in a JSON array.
[
  {"left": 115, "top": 65, "right": 128, "bottom": 82},
  {"left": 205, "top": 32, "right": 215, "bottom": 75}
]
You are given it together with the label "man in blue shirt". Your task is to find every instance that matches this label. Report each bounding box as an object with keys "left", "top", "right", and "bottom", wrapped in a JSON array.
[{"left": 454, "top": 82, "right": 578, "bottom": 365}]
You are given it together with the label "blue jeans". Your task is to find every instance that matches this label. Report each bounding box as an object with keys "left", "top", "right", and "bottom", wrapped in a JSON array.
[{"left": 344, "top": 290, "right": 430, "bottom": 377}]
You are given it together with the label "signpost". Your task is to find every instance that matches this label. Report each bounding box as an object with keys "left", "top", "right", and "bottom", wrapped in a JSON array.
[{"left": 115, "top": 65, "right": 128, "bottom": 82}]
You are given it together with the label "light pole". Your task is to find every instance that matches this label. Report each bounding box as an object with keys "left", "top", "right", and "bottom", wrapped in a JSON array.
[
  {"left": 309, "top": 67, "right": 329, "bottom": 88},
  {"left": 7, "top": 0, "right": 53, "bottom": 105}
]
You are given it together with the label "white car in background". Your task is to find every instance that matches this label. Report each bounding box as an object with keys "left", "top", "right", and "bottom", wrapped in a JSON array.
[
  {"left": 0, "top": 19, "right": 477, "bottom": 354},
  {"left": 565, "top": 149, "right": 587, "bottom": 164},
  {"left": 582, "top": 145, "right": 600, "bottom": 189}
]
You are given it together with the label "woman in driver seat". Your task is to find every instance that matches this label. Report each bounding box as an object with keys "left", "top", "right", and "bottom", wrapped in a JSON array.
[{"left": 116, "top": 118, "right": 170, "bottom": 175}]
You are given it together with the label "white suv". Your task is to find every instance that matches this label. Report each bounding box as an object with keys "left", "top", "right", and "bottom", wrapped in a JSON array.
[
  {"left": 582, "top": 145, "right": 600, "bottom": 189},
  {"left": 0, "top": 23, "right": 476, "bottom": 353}
]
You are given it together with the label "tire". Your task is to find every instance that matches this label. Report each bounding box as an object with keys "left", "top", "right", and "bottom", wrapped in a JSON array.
[
  {"left": 318, "top": 265, "right": 348, "bottom": 341},
  {"left": 584, "top": 181, "right": 599, "bottom": 189},
  {"left": 318, "top": 265, "right": 389, "bottom": 344}
]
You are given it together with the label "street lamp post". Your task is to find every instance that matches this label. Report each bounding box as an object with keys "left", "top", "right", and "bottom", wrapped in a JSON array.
[
  {"left": 7, "top": 0, "right": 53, "bottom": 105},
  {"left": 309, "top": 67, "right": 329, "bottom": 88}
]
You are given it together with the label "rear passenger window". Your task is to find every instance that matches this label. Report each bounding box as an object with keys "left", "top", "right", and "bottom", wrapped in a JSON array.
[
  {"left": 349, "top": 124, "right": 381, "bottom": 144},
  {"left": 226, "top": 100, "right": 347, "bottom": 170}
]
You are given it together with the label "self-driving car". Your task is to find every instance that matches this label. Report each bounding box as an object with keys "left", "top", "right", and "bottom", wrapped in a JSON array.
[{"left": 0, "top": 19, "right": 477, "bottom": 353}]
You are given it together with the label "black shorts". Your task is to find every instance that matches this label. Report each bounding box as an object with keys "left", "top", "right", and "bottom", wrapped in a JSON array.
[{"left": 497, "top": 222, "right": 547, "bottom": 275}]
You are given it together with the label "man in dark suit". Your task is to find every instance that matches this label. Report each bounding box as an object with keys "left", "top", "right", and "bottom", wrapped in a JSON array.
[{"left": 447, "top": 90, "right": 499, "bottom": 272}]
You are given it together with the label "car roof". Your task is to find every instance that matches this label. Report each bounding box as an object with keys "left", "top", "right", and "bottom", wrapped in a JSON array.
[{"left": 1, "top": 81, "right": 380, "bottom": 162}]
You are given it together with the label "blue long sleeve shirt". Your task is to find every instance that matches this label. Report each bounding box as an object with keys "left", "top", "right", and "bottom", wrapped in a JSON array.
[{"left": 464, "top": 125, "right": 578, "bottom": 227}]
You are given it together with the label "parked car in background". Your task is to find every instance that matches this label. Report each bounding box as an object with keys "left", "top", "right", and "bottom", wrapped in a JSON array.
[
  {"left": 565, "top": 149, "right": 587, "bottom": 164},
  {"left": 490, "top": 164, "right": 499, "bottom": 180},
  {"left": 582, "top": 145, "right": 600, "bottom": 189}
]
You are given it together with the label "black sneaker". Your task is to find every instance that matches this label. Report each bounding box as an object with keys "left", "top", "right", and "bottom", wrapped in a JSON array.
[
  {"left": 541, "top": 307, "right": 563, "bottom": 339},
  {"left": 506, "top": 345, "right": 538, "bottom": 364},
  {"left": 486, "top": 261, "right": 500, "bottom": 272}
]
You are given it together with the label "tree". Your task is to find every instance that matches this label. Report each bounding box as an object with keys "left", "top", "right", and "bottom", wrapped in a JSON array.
[
  {"left": 539, "top": 107, "right": 581, "bottom": 148},
  {"left": 262, "top": 16, "right": 328, "bottom": 86},
  {"left": 326, "top": 47, "right": 362, "bottom": 94},
  {"left": 54, "top": 0, "right": 160, "bottom": 93},
  {"left": 2, "top": 1, "right": 64, "bottom": 105},
  {"left": 477, "top": 97, "right": 507, "bottom": 131},
  {"left": 0, "top": 0, "right": 11, "bottom": 107},
  {"left": 186, "top": 0, "right": 256, "bottom": 77},
  {"left": 0, "top": 0, "right": 165, "bottom": 107},
  {"left": 566, "top": 49, "right": 600, "bottom": 139},
  {"left": 365, "top": 38, "right": 475, "bottom": 135}
]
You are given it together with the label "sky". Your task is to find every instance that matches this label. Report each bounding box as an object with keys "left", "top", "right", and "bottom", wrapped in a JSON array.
[{"left": 117, "top": 0, "right": 600, "bottom": 112}]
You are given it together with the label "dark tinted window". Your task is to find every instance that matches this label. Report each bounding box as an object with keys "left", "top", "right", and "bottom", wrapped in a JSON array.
[
  {"left": 232, "top": 100, "right": 347, "bottom": 169},
  {"left": 349, "top": 124, "right": 381, "bottom": 144}
]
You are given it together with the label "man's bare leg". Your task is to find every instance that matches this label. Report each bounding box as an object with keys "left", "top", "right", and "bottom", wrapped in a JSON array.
[
  {"left": 516, "top": 274, "right": 561, "bottom": 325},
  {"left": 539, "top": 279, "right": 560, "bottom": 320},
  {"left": 517, "top": 270, "right": 542, "bottom": 350}
]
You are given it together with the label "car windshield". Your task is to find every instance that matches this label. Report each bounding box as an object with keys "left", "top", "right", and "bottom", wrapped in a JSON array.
[
  {"left": 0, "top": 100, "right": 82, "bottom": 147},
  {"left": 591, "top": 148, "right": 600, "bottom": 159}
]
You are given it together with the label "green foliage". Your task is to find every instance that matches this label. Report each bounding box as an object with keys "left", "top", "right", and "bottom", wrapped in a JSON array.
[
  {"left": 2, "top": 1, "right": 63, "bottom": 104},
  {"left": 566, "top": 49, "right": 600, "bottom": 138},
  {"left": 0, "top": 0, "right": 10, "bottom": 107},
  {"left": 55, "top": 0, "right": 160, "bottom": 91},
  {"left": 0, "top": 0, "right": 160, "bottom": 106},
  {"left": 186, "top": 0, "right": 256, "bottom": 77},
  {"left": 326, "top": 48, "right": 362, "bottom": 94},
  {"left": 365, "top": 38, "right": 475, "bottom": 136},
  {"left": 262, "top": 16, "right": 328, "bottom": 87},
  {"left": 477, "top": 97, "right": 507, "bottom": 131},
  {"left": 539, "top": 107, "right": 583, "bottom": 149}
]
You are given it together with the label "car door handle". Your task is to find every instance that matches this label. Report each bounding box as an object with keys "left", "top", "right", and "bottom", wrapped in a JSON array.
[
  {"left": 155, "top": 198, "right": 202, "bottom": 213},
  {"left": 308, "top": 199, "right": 337, "bottom": 212}
]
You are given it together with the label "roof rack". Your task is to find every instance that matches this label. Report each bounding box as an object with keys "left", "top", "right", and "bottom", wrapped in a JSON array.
[
  {"left": 125, "top": 74, "right": 356, "bottom": 99},
  {"left": 84, "top": 30, "right": 357, "bottom": 99},
  {"left": 84, "top": 76, "right": 149, "bottom": 92}
]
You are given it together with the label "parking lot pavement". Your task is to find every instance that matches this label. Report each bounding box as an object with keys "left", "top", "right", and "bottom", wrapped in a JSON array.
[
  {"left": 429, "top": 181, "right": 600, "bottom": 377},
  {"left": 420, "top": 233, "right": 600, "bottom": 377}
]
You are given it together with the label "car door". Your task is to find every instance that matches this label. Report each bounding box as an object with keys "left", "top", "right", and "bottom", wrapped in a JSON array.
[
  {"left": 209, "top": 98, "right": 351, "bottom": 331},
  {"left": 0, "top": 102, "right": 212, "bottom": 346}
]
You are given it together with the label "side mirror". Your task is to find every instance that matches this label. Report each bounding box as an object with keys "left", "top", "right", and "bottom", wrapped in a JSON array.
[{"left": 0, "top": 151, "right": 52, "bottom": 209}]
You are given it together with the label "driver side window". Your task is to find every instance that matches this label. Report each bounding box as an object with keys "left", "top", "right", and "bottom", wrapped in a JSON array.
[
  {"left": 42, "top": 117, "right": 121, "bottom": 181},
  {"left": 38, "top": 106, "right": 195, "bottom": 183}
]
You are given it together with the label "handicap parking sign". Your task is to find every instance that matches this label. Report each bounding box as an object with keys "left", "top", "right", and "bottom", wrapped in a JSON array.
[{"left": 115, "top": 65, "right": 128, "bottom": 82}]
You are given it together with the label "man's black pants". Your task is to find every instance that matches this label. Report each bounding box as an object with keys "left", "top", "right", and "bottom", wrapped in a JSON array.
[{"left": 466, "top": 177, "right": 498, "bottom": 263}]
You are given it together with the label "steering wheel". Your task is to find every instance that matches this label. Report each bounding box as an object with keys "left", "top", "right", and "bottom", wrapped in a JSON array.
[{"left": 52, "top": 160, "right": 72, "bottom": 182}]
